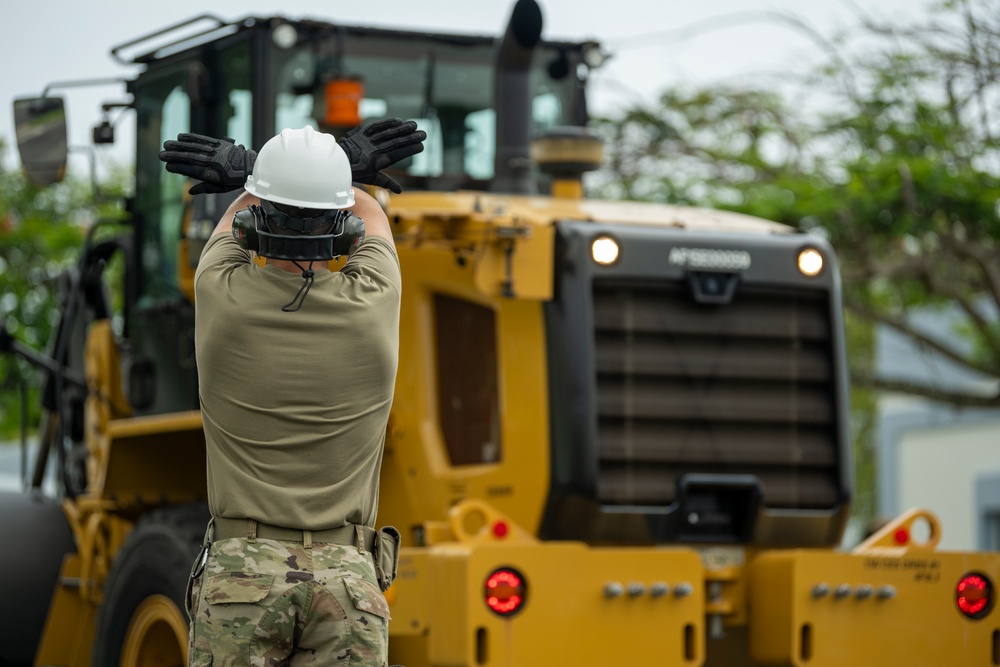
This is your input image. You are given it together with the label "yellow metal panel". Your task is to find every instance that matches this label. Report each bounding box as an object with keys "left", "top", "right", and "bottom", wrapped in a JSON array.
[
  {"left": 387, "top": 190, "right": 794, "bottom": 235},
  {"left": 105, "top": 410, "right": 202, "bottom": 439},
  {"left": 389, "top": 197, "right": 556, "bottom": 301},
  {"left": 409, "top": 542, "right": 705, "bottom": 667},
  {"left": 471, "top": 224, "right": 554, "bottom": 301},
  {"left": 380, "top": 243, "right": 550, "bottom": 545},
  {"left": 428, "top": 547, "right": 472, "bottom": 666},
  {"left": 387, "top": 550, "right": 431, "bottom": 638},
  {"left": 749, "top": 549, "right": 1000, "bottom": 666},
  {"left": 33, "top": 555, "right": 97, "bottom": 667},
  {"left": 550, "top": 179, "right": 584, "bottom": 200},
  {"left": 84, "top": 319, "right": 132, "bottom": 495},
  {"left": 101, "top": 411, "right": 206, "bottom": 504},
  {"left": 177, "top": 238, "right": 197, "bottom": 304},
  {"left": 747, "top": 553, "right": 796, "bottom": 664},
  {"left": 388, "top": 634, "right": 433, "bottom": 667}
]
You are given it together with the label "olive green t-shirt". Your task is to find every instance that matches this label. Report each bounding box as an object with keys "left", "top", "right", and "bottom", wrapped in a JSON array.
[{"left": 194, "top": 233, "right": 400, "bottom": 530}]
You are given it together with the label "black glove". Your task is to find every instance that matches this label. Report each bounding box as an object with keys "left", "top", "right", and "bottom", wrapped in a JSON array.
[
  {"left": 160, "top": 119, "right": 425, "bottom": 196},
  {"left": 338, "top": 118, "right": 426, "bottom": 194},
  {"left": 159, "top": 134, "right": 255, "bottom": 195}
]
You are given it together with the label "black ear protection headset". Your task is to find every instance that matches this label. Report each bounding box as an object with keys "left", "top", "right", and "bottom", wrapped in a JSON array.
[{"left": 231, "top": 199, "right": 365, "bottom": 261}]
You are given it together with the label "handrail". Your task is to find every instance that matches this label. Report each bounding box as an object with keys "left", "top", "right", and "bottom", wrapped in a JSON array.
[{"left": 110, "top": 14, "right": 229, "bottom": 65}]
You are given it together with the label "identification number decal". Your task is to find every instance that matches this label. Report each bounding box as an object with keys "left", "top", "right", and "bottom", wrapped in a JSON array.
[
  {"left": 863, "top": 557, "right": 942, "bottom": 583},
  {"left": 668, "top": 247, "right": 752, "bottom": 271}
]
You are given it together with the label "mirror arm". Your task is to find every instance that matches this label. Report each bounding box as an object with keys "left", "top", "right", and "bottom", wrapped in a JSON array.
[
  {"left": 40, "top": 77, "right": 128, "bottom": 99},
  {"left": 70, "top": 145, "right": 99, "bottom": 201}
]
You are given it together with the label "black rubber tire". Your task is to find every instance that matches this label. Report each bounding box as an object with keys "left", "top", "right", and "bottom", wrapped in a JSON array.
[
  {"left": 92, "top": 503, "right": 209, "bottom": 667},
  {"left": 0, "top": 491, "right": 75, "bottom": 667}
]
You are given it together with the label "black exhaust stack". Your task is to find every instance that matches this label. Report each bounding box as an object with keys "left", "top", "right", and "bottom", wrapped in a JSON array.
[{"left": 492, "top": 0, "right": 543, "bottom": 194}]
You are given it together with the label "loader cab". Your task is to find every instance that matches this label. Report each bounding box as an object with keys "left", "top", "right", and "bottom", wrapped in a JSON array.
[{"left": 123, "top": 14, "right": 599, "bottom": 417}]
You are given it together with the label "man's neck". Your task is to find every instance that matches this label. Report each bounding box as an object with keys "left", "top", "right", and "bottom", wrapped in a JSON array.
[{"left": 266, "top": 258, "right": 330, "bottom": 274}]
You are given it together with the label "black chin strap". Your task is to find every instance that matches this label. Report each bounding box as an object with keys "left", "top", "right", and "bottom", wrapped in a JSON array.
[{"left": 281, "top": 261, "right": 316, "bottom": 312}]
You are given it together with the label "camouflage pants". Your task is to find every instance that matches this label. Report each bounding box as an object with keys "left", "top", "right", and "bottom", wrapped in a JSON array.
[{"left": 186, "top": 534, "right": 391, "bottom": 667}]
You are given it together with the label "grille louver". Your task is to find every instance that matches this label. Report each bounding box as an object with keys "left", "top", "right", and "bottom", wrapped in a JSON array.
[{"left": 592, "top": 278, "right": 839, "bottom": 510}]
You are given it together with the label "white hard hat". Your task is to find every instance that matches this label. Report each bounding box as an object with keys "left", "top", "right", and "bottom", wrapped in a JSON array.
[{"left": 245, "top": 126, "right": 355, "bottom": 209}]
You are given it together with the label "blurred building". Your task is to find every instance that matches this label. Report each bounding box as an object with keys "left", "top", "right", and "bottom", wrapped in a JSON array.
[{"left": 875, "top": 304, "right": 1000, "bottom": 551}]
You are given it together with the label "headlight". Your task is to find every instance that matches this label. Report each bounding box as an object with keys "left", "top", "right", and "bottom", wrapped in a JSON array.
[
  {"left": 797, "top": 248, "right": 823, "bottom": 277},
  {"left": 271, "top": 23, "right": 298, "bottom": 49},
  {"left": 592, "top": 236, "right": 619, "bottom": 266}
]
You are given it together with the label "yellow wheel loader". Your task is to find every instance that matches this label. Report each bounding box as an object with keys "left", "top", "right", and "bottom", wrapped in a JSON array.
[{"left": 3, "top": 2, "right": 998, "bottom": 665}]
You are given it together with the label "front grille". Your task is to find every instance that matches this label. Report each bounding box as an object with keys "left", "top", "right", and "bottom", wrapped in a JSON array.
[{"left": 592, "top": 278, "right": 840, "bottom": 510}]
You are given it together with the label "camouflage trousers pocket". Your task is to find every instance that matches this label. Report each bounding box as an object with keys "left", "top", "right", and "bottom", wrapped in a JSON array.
[
  {"left": 244, "top": 576, "right": 389, "bottom": 667},
  {"left": 333, "top": 577, "right": 390, "bottom": 666},
  {"left": 372, "top": 526, "right": 400, "bottom": 592},
  {"left": 344, "top": 576, "right": 392, "bottom": 620},
  {"left": 202, "top": 572, "right": 274, "bottom": 604},
  {"left": 190, "top": 572, "right": 275, "bottom": 665},
  {"left": 190, "top": 540, "right": 389, "bottom": 666}
]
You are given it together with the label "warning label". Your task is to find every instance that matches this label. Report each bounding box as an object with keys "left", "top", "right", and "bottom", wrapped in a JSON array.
[{"left": 862, "top": 557, "right": 942, "bottom": 583}]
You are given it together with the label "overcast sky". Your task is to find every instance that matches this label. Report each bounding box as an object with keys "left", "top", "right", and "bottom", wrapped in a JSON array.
[{"left": 2, "top": 0, "right": 919, "bottom": 178}]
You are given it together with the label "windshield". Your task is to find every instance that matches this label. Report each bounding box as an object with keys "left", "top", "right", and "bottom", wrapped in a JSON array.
[{"left": 270, "top": 31, "right": 581, "bottom": 188}]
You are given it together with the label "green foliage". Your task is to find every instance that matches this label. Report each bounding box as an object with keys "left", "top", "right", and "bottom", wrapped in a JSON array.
[
  {"left": 595, "top": 0, "right": 1000, "bottom": 409},
  {"left": 846, "top": 310, "right": 879, "bottom": 529},
  {"left": 595, "top": 0, "right": 1000, "bottom": 530},
  {"left": 0, "top": 165, "right": 129, "bottom": 440}
]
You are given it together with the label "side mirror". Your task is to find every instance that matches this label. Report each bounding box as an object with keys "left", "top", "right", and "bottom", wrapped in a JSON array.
[{"left": 13, "top": 96, "right": 69, "bottom": 186}]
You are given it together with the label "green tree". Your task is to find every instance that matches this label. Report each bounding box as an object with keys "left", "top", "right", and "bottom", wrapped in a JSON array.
[
  {"left": 595, "top": 0, "right": 1000, "bottom": 409},
  {"left": 0, "top": 160, "right": 129, "bottom": 441},
  {"left": 594, "top": 0, "right": 1000, "bottom": 528}
]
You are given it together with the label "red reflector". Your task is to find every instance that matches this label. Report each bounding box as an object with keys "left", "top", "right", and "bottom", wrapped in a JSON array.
[
  {"left": 485, "top": 568, "right": 526, "bottom": 617},
  {"left": 492, "top": 521, "right": 509, "bottom": 539},
  {"left": 956, "top": 572, "right": 993, "bottom": 619},
  {"left": 893, "top": 528, "right": 909, "bottom": 545}
]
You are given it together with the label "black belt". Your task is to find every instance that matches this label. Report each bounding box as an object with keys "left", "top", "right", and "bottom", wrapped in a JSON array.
[{"left": 212, "top": 517, "right": 376, "bottom": 550}]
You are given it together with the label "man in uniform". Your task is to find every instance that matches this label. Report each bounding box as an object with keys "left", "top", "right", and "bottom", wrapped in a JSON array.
[{"left": 159, "top": 119, "right": 424, "bottom": 666}]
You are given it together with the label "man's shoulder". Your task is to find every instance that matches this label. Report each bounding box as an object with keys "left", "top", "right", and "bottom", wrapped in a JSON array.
[
  {"left": 195, "top": 233, "right": 252, "bottom": 283},
  {"left": 194, "top": 234, "right": 255, "bottom": 308},
  {"left": 200, "top": 233, "right": 251, "bottom": 267},
  {"left": 342, "top": 236, "right": 401, "bottom": 290},
  {"left": 357, "top": 236, "right": 398, "bottom": 261}
]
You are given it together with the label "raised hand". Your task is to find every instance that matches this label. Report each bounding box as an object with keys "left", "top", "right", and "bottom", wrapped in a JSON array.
[
  {"left": 160, "top": 119, "right": 426, "bottom": 196},
  {"left": 159, "top": 134, "right": 255, "bottom": 195},
  {"left": 338, "top": 118, "right": 426, "bottom": 194}
]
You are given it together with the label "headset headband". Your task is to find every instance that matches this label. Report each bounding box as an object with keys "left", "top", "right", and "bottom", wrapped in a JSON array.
[
  {"left": 260, "top": 200, "right": 342, "bottom": 233},
  {"left": 231, "top": 201, "right": 365, "bottom": 262}
]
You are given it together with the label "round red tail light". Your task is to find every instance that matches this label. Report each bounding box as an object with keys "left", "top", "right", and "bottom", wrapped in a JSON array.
[
  {"left": 956, "top": 572, "right": 993, "bottom": 619},
  {"left": 485, "top": 567, "right": 526, "bottom": 617}
]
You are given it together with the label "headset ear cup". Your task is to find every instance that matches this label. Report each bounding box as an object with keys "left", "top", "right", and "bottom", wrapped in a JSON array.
[
  {"left": 231, "top": 206, "right": 264, "bottom": 252},
  {"left": 333, "top": 214, "right": 366, "bottom": 257}
]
